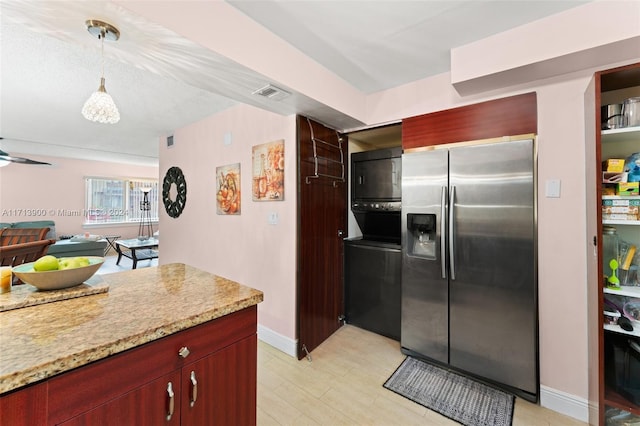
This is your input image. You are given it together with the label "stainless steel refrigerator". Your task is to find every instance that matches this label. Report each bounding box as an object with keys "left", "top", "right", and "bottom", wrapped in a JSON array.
[{"left": 401, "top": 138, "right": 538, "bottom": 401}]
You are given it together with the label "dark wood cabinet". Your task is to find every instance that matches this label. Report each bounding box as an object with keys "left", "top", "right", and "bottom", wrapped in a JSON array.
[
  {"left": 0, "top": 381, "right": 47, "bottom": 426},
  {"left": 181, "top": 335, "right": 256, "bottom": 426},
  {"left": 0, "top": 306, "right": 257, "bottom": 426},
  {"left": 296, "top": 116, "right": 347, "bottom": 359},
  {"left": 402, "top": 92, "right": 537, "bottom": 149},
  {"left": 58, "top": 370, "right": 183, "bottom": 426}
]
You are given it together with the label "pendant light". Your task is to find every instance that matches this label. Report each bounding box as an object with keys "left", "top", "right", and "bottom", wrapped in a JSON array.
[{"left": 81, "top": 20, "right": 121, "bottom": 124}]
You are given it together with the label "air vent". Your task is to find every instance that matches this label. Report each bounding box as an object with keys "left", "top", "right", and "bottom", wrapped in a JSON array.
[
  {"left": 167, "top": 135, "right": 174, "bottom": 148},
  {"left": 252, "top": 84, "right": 291, "bottom": 101}
]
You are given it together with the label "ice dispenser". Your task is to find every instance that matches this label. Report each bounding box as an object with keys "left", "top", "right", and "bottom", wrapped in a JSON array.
[{"left": 407, "top": 214, "right": 437, "bottom": 259}]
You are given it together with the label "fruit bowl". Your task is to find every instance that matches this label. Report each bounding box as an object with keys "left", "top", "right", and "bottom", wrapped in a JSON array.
[{"left": 12, "top": 256, "right": 105, "bottom": 291}]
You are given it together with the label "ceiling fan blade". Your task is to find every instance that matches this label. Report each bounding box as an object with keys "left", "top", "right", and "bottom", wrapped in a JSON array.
[
  {"left": 0, "top": 141, "right": 52, "bottom": 165},
  {"left": 0, "top": 155, "right": 51, "bottom": 165}
]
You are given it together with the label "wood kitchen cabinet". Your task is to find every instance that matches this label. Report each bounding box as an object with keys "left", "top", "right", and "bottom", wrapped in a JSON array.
[
  {"left": 0, "top": 381, "right": 47, "bottom": 426},
  {"left": 58, "top": 335, "right": 256, "bottom": 426},
  {"left": 402, "top": 92, "right": 537, "bottom": 150},
  {"left": 58, "top": 370, "right": 183, "bottom": 426},
  {"left": 1, "top": 306, "right": 257, "bottom": 426},
  {"left": 180, "top": 335, "right": 256, "bottom": 425}
]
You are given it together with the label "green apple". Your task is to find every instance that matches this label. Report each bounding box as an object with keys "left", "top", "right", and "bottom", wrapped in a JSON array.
[
  {"left": 58, "top": 258, "right": 71, "bottom": 270},
  {"left": 34, "top": 255, "right": 60, "bottom": 271},
  {"left": 59, "top": 257, "right": 91, "bottom": 270},
  {"left": 75, "top": 257, "right": 90, "bottom": 267}
]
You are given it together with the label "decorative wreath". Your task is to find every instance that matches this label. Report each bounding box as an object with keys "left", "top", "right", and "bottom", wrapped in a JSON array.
[{"left": 162, "top": 166, "right": 187, "bottom": 218}]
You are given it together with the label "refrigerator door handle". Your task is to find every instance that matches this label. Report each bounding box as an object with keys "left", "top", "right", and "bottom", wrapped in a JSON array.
[
  {"left": 441, "top": 186, "right": 447, "bottom": 279},
  {"left": 449, "top": 186, "right": 456, "bottom": 280}
]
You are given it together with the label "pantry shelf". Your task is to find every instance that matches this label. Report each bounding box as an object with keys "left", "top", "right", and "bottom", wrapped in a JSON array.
[
  {"left": 603, "top": 220, "right": 640, "bottom": 226},
  {"left": 604, "top": 323, "right": 640, "bottom": 338}
]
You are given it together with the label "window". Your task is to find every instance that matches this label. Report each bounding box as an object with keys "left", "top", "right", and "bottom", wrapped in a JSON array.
[{"left": 85, "top": 177, "right": 159, "bottom": 225}]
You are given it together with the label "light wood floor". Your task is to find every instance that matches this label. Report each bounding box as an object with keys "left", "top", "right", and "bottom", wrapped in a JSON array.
[{"left": 257, "top": 325, "right": 588, "bottom": 426}]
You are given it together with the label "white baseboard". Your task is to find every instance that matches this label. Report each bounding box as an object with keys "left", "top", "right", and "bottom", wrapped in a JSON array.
[
  {"left": 257, "top": 324, "right": 297, "bottom": 357},
  {"left": 540, "top": 385, "right": 590, "bottom": 423}
]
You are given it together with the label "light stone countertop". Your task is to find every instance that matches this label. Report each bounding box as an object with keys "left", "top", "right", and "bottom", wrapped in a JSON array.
[{"left": 0, "top": 263, "right": 263, "bottom": 395}]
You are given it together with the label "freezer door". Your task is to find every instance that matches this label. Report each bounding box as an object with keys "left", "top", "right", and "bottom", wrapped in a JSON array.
[
  {"left": 401, "top": 149, "right": 449, "bottom": 363},
  {"left": 448, "top": 139, "right": 537, "bottom": 396}
]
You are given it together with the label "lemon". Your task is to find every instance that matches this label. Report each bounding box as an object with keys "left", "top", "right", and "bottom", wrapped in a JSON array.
[{"left": 33, "top": 255, "right": 60, "bottom": 271}]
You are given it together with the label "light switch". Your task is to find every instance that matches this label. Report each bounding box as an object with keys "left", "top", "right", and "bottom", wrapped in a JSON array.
[
  {"left": 545, "top": 179, "right": 561, "bottom": 198},
  {"left": 268, "top": 212, "right": 278, "bottom": 225},
  {"left": 223, "top": 132, "right": 232, "bottom": 146}
]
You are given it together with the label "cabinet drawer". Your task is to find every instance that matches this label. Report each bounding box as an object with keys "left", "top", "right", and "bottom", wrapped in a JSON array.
[
  {"left": 58, "top": 370, "right": 182, "bottom": 426},
  {"left": 48, "top": 306, "right": 256, "bottom": 424}
]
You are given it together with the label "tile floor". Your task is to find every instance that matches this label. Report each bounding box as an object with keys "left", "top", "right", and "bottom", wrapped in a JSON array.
[
  {"left": 95, "top": 253, "right": 158, "bottom": 275},
  {"left": 257, "top": 325, "right": 588, "bottom": 426}
]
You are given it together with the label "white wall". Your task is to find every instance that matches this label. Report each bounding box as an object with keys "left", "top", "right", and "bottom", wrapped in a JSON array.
[{"left": 158, "top": 104, "right": 297, "bottom": 346}]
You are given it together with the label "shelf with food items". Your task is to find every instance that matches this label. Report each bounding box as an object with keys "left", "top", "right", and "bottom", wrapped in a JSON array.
[{"left": 602, "top": 195, "right": 640, "bottom": 226}]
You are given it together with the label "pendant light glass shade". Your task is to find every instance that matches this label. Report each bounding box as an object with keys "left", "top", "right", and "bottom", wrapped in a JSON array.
[
  {"left": 82, "top": 20, "right": 120, "bottom": 124},
  {"left": 82, "top": 77, "right": 120, "bottom": 123}
]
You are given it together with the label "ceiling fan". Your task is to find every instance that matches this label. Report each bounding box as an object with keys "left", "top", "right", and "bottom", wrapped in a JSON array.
[{"left": 0, "top": 137, "right": 51, "bottom": 166}]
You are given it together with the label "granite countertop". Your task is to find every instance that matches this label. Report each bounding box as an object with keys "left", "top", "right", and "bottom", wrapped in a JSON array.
[{"left": 0, "top": 263, "right": 263, "bottom": 395}]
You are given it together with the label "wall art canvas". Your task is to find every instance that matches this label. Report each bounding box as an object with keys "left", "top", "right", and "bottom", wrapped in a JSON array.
[
  {"left": 252, "top": 139, "right": 284, "bottom": 201},
  {"left": 216, "top": 163, "right": 241, "bottom": 215}
]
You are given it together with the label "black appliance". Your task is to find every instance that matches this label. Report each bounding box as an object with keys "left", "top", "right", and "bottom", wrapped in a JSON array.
[
  {"left": 351, "top": 146, "right": 402, "bottom": 203},
  {"left": 344, "top": 147, "right": 402, "bottom": 341}
]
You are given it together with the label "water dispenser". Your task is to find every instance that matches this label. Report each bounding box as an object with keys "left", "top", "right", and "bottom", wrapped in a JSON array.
[{"left": 407, "top": 213, "right": 437, "bottom": 259}]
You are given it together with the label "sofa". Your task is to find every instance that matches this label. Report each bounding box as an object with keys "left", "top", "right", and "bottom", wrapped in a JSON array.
[{"left": 0, "top": 220, "right": 107, "bottom": 258}]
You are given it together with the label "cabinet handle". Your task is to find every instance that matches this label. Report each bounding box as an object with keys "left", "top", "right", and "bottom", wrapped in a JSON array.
[
  {"left": 166, "top": 382, "right": 175, "bottom": 421},
  {"left": 178, "top": 346, "right": 190, "bottom": 358},
  {"left": 189, "top": 370, "right": 198, "bottom": 408}
]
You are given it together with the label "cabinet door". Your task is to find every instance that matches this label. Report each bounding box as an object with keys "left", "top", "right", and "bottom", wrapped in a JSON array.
[
  {"left": 0, "top": 382, "right": 47, "bottom": 426},
  {"left": 181, "top": 335, "right": 257, "bottom": 426},
  {"left": 59, "top": 370, "right": 181, "bottom": 426}
]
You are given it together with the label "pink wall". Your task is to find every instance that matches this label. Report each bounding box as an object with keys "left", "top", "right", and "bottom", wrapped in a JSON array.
[
  {"left": 157, "top": 104, "right": 297, "bottom": 342},
  {"left": 0, "top": 154, "right": 158, "bottom": 238}
]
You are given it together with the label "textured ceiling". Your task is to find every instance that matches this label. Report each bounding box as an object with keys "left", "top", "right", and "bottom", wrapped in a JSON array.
[{"left": 0, "top": 0, "right": 590, "bottom": 166}]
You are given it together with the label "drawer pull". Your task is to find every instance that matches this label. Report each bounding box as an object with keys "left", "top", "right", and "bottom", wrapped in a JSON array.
[
  {"left": 189, "top": 370, "right": 198, "bottom": 407},
  {"left": 178, "top": 346, "right": 190, "bottom": 358},
  {"left": 166, "top": 382, "right": 175, "bottom": 421}
]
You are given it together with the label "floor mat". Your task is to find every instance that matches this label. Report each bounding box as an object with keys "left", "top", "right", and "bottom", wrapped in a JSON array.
[{"left": 383, "top": 357, "right": 514, "bottom": 426}]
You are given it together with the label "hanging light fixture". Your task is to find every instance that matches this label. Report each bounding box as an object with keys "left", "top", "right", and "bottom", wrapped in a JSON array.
[{"left": 82, "top": 20, "right": 121, "bottom": 124}]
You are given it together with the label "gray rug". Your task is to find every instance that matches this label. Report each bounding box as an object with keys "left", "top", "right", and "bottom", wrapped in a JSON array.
[{"left": 383, "top": 357, "right": 514, "bottom": 426}]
